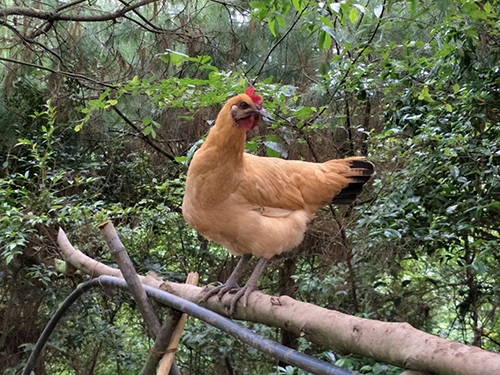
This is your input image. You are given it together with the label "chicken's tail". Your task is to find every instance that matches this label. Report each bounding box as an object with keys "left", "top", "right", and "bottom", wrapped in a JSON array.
[{"left": 332, "top": 158, "right": 375, "bottom": 205}]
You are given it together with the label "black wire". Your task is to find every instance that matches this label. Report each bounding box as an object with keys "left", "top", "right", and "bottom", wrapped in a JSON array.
[
  {"left": 23, "top": 276, "right": 354, "bottom": 375},
  {"left": 22, "top": 281, "right": 95, "bottom": 375}
]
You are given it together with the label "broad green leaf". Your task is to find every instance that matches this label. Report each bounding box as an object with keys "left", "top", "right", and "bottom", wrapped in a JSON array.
[
  {"left": 320, "top": 15, "right": 334, "bottom": 28},
  {"left": 353, "top": 4, "right": 366, "bottom": 14},
  {"left": 275, "top": 14, "right": 286, "bottom": 28},
  {"left": 321, "top": 26, "right": 337, "bottom": 43},
  {"left": 418, "top": 86, "right": 434, "bottom": 103},
  {"left": 349, "top": 8, "right": 358, "bottom": 23},
  {"left": 268, "top": 18, "right": 277, "bottom": 37},
  {"left": 249, "top": 1, "right": 265, "bottom": 10},
  {"left": 292, "top": 0, "right": 303, "bottom": 12}
]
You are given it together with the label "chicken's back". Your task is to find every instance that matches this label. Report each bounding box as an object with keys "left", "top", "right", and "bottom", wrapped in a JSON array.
[{"left": 239, "top": 154, "right": 373, "bottom": 213}]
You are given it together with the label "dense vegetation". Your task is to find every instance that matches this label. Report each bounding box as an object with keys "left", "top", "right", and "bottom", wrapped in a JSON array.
[{"left": 0, "top": 0, "right": 499, "bottom": 374}]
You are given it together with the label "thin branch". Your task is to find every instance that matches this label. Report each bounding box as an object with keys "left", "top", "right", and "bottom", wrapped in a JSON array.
[
  {"left": 253, "top": 7, "right": 308, "bottom": 83},
  {"left": 111, "top": 106, "right": 180, "bottom": 164},
  {"left": 0, "top": 56, "right": 115, "bottom": 88},
  {"left": 0, "top": 20, "right": 65, "bottom": 65}
]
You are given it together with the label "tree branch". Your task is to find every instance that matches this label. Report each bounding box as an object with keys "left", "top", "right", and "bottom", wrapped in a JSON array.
[
  {"left": 253, "top": 6, "right": 308, "bottom": 83},
  {"left": 0, "top": 56, "right": 115, "bottom": 88},
  {"left": 57, "top": 227, "right": 500, "bottom": 375},
  {"left": 111, "top": 106, "right": 180, "bottom": 164},
  {"left": 0, "top": 0, "right": 158, "bottom": 22}
]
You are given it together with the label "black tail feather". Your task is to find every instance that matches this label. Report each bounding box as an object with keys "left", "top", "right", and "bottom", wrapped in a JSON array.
[{"left": 332, "top": 160, "right": 374, "bottom": 205}]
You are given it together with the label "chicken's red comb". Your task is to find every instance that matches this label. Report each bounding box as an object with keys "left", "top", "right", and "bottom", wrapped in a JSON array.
[{"left": 245, "top": 87, "right": 262, "bottom": 106}]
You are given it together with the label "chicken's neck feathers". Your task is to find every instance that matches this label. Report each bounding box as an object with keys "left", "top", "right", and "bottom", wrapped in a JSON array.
[{"left": 203, "top": 107, "right": 246, "bottom": 163}]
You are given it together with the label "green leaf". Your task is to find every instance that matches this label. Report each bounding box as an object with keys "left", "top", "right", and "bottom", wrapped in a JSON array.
[
  {"left": 268, "top": 18, "right": 277, "bottom": 37},
  {"left": 445, "top": 103, "right": 452, "bottom": 112},
  {"left": 143, "top": 116, "right": 152, "bottom": 126},
  {"left": 160, "top": 50, "right": 189, "bottom": 66},
  {"left": 320, "top": 15, "right": 334, "bottom": 28},
  {"left": 353, "top": 4, "right": 366, "bottom": 14},
  {"left": 330, "top": 3, "right": 340, "bottom": 14},
  {"left": 484, "top": 2, "right": 492, "bottom": 13},
  {"left": 321, "top": 26, "right": 337, "bottom": 43},
  {"left": 453, "top": 83, "right": 460, "bottom": 94},
  {"left": 294, "top": 106, "right": 316, "bottom": 119},
  {"left": 249, "top": 1, "right": 266, "bottom": 10},
  {"left": 88, "top": 99, "right": 105, "bottom": 109},
  {"left": 349, "top": 7, "right": 358, "bottom": 23},
  {"left": 292, "top": 0, "right": 303, "bottom": 12},
  {"left": 322, "top": 32, "right": 332, "bottom": 50},
  {"left": 275, "top": 14, "right": 286, "bottom": 28},
  {"left": 265, "top": 144, "right": 282, "bottom": 158},
  {"left": 418, "top": 86, "right": 434, "bottom": 103},
  {"left": 487, "top": 201, "right": 500, "bottom": 212}
]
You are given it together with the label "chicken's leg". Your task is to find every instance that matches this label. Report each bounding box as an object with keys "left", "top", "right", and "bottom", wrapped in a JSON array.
[
  {"left": 229, "top": 257, "right": 268, "bottom": 316},
  {"left": 200, "top": 254, "right": 252, "bottom": 303}
]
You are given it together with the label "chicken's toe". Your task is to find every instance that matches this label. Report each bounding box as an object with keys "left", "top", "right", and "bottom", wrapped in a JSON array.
[
  {"left": 228, "top": 284, "right": 258, "bottom": 316},
  {"left": 200, "top": 281, "right": 239, "bottom": 303}
]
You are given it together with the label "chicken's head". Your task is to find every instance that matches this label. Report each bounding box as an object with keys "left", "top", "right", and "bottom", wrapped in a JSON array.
[{"left": 229, "top": 87, "right": 266, "bottom": 131}]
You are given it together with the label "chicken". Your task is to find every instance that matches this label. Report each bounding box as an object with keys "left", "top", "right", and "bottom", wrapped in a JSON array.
[{"left": 182, "top": 87, "right": 374, "bottom": 315}]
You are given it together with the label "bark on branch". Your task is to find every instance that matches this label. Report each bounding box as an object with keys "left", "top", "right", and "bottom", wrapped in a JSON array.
[
  {"left": 57, "top": 227, "right": 500, "bottom": 375},
  {"left": 0, "top": 0, "right": 157, "bottom": 23}
]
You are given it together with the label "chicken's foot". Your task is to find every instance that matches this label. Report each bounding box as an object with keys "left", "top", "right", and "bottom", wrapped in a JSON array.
[
  {"left": 200, "top": 254, "right": 252, "bottom": 303},
  {"left": 229, "top": 257, "right": 269, "bottom": 316}
]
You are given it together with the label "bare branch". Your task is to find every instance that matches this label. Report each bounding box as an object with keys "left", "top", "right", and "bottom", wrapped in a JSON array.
[
  {"left": 0, "top": 0, "right": 158, "bottom": 23},
  {"left": 0, "top": 56, "right": 115, "bottom": 88}
]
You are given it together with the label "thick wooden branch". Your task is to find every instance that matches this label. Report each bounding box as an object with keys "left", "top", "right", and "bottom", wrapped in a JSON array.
[
  {"left": 57, "top": 227, "right": 500, "bottom": 375},
  {"left": 0, "top": 0, "right": 157, "bottom": 22}
]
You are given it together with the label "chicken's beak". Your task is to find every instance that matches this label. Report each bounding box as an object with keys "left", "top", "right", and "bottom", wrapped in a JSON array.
[
  {"left": 257, "top": 107, "right": 271, "bottom": 125},
  {"left": 255, "top": 106, "right": 270, "bottom": 124}
]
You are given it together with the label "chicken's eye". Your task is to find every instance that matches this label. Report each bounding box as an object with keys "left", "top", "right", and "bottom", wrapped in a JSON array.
[{"left": 240, "top": 102, "right": 250, "bottom": 109}]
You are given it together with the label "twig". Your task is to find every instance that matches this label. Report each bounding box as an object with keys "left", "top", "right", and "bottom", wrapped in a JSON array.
[
  {"left": 253, "top": 6, "right": 308, "bottom": 83},
  {"left": 112, "top": 106, "right": 180, "bottom": 164},
  {"left": 0, "top": 56, "right": 114, "bottom": 88}
]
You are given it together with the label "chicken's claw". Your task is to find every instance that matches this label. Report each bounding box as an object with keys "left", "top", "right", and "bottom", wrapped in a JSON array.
[
  {"left": 228, "top": 284, "right": 258, "bottom": 316},
  {"left": 200, "top": 281, "right": 239, "bottom": 303}
]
